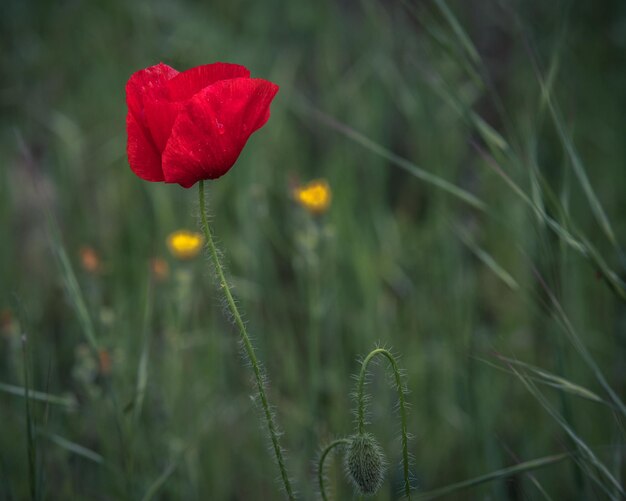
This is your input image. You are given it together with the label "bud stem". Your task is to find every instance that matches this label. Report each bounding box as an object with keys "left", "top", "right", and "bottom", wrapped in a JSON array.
[
  {"left": 198, "top": 180, "right": 295, "bottom": 500},
  {"left": 356, "top": 348, "right": 411, "bottom": 499},
  {"left": 318, "top": 438, "right": 351, "bottom": 500}
]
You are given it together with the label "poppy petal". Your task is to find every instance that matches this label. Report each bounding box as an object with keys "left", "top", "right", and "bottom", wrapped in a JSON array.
[
  {"left": 125, "top": 63, "right": 178, "bottom": 180},
  {"left": 162, "top": 78, "right": 279, "bottom": 187},
  {"left": 126, "top": 112, "right": 165, "bottom": 181},
  {"left": 166, "top": 63, "right": 251, "bottom": 102},
  {"left": 142, "top": 64, "right": 251, "bottom": 153},
  {"left": 144, "top": 100, "right": 184, "bottom": 153},
  {"left": 126, "top": 62, "right": 178, "bottom": 123}
]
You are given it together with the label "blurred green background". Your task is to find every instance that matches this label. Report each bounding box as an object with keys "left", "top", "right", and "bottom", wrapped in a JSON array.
[{"left": 1, "top": 0, "right": 626, "bottom": 499}]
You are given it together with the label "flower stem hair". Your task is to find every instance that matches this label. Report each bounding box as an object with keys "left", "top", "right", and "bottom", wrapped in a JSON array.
[{"left": 198, "top": 180, "right": 294, "bottom": 500}]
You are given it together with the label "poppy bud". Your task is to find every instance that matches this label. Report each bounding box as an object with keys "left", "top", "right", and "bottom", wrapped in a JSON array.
[{"left": 344, "top": 433, "right": 386, "bottom": 496}]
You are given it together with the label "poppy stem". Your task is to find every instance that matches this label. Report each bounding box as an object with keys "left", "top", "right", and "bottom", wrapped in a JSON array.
[
  {"left": 356, "top": 348, "right": 411, "bottom": 499},
  {"left": 318, "top": 438, "right": 350, "bottom": 501},
  {"left": 198, "top": 180, "right": 295, "bottom": 500}
]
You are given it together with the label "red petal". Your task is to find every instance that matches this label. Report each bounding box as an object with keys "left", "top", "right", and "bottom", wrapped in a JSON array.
[
  {"left": 126, "top": 63, "right": 178, "bottom": 180},
  {"left": 144, "top": 100, "right": 184, "bottom": 153},
  {"left": 166, "top": 63, "right": 251, "bottom": 102},
  {"left": 140, "top": 64, "right": 250, "bottom": 153},
  {"left": 126, "top": 62, "right": 178, "bottom": 123},
  {"left": 126, "top": 112, "right": 165, "bottom": 182},
  {"left": 162, "top": 78, "right": 279, "bottom": 187}
]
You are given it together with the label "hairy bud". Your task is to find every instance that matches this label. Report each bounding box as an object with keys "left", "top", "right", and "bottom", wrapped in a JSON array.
[{"left": 344, "top": 433, "right": 386, "bottom": 496}]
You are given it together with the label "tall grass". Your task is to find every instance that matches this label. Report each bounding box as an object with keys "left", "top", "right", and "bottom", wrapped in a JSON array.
[{"left": 1, "top": 0, "right": 625, "bottom": 498}]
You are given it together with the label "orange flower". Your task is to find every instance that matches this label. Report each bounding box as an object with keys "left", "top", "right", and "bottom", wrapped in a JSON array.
[
  {"left": 79, "top": 246, "right": 101, "bottom": 274},
  {"left": 293, "top": 179, "right": 332, "bottom": 214},
  {"left": 151, "top": 257, "right": 170, "bottom": 281},
  {"left": 98, "top": 349, "right": 112, "bottom": 376},
  {"left": 0, "top": 308, "right": 14, "bottom": 338}
]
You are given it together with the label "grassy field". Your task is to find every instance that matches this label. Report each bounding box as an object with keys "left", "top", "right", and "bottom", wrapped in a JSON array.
[{"left": 2, "top": 0, "right": 626, "bottom": 499}]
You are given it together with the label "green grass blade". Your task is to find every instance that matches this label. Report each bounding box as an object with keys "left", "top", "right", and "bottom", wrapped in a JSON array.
[
  {"left": 551, "top": 101, "right": 616, "bottom": 248},
  {"left": 0, "top": 382, "right": 76, "bottom": 408},
  {"left": 530, "top": 47, "right": 618, "bottom": 249},
  {"left": 133, "top": 278, "right": 153, "bottom": 426},
  {"left": 510, "top": 365, "right": 625, "bottom": 496},
  {"left": 432, "top": 0, "right": 480, "bottom": 65},
  {"left": 415, "top": 453, "right": 569, "bottom": 500},
  {"left": 46, "top": 213, "right": 99, "bottom": 351},
  {"left": 291, "top": 98, "right": 487, "bottom": 211},
  {"left": 21, "top": 335, "right": 39, "bottom": 501},
  {"left": 473, "top": 145, "right": 587, "bottom": 255},
  {"left": 422, "top": 73, "right": 509, "bottom": 155},
  {"left": 417, "top": 46, "right": 625, "bottom": 301},
  {"left": 477, "top": 146, "right": 626, "bottom": 301},
  {"left": 455, "top": 228, "right": 519, "bottom": 291},
  {"left": 494, "top": 356, "right": 607, "bottom": 405},
  {"left": 521, "top": 153, "right": 626, "bottom": 300},
  {"left": 531, "top": 267, "right": 626, "bottom": 416},
  {"left": 526, "top": 141, "right": 546, "bottom": 227},
  {"left": 43, "top": 432, "right": 104, "bottom": 465},
  {"left": 141, "top": 462, "right": 178, "bottom": 501},
  {"left": 473, "top": 113, "right": 509, "bottom": 153}
]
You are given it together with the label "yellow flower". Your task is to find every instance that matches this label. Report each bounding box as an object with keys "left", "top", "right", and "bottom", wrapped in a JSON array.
[
  {"left": 167, "top": 230, "right": 204, "bottom": 260},
  {"left": 293, "top": 179, "right": 332, "bottom": 214}
]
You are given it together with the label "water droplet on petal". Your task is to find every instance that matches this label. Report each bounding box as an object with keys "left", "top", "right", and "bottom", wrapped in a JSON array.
[{"left": 215, "top": 119, "right": 225, "bottom": 135}]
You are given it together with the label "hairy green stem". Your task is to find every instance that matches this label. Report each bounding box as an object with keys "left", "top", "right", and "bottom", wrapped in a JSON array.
[
  {"left": 318, "top": 438, "right": 351, "bottom": 501},
  {"left": 198, "top": 181, "right": 294, "bottom": 500},
  {"left": 357, "top": 348, "right": 411, "bottom": 499}
]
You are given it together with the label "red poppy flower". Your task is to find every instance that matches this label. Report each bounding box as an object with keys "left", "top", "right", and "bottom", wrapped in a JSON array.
[{"left": 126, "top": 62, "right": 279, "bottom": 188}]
